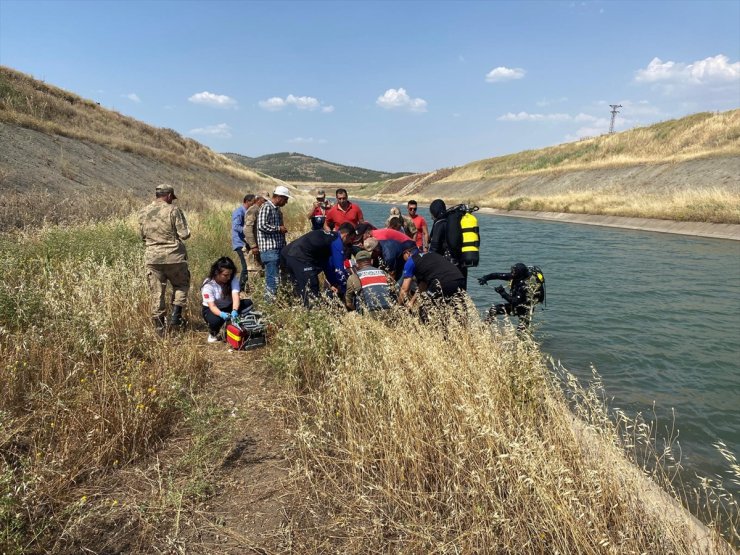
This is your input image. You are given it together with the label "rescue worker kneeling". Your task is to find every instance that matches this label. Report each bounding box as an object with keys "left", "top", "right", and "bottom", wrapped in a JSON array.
[
  {"left": 281, "top": 223, "right": 356, "bottom": 306},
  {"left": 398, "top": 241, "right": 466, "bottom": 303},
  {"left": 344, "top": 250, "right": 397, "bottom": 316},
  {"left": 201, "top": 257, "right": 254, "bottom": 343}
]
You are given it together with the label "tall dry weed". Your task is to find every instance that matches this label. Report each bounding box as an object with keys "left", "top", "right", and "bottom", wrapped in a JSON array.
[
  {"left": 268, "top": 297, "right": 736, "bottom": 553},
  {"left": 0, "top": 219, "right": 212, "bottom": 552}
]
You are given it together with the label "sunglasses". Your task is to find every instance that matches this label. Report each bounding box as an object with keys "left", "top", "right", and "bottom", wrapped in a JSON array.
[{"left": 408, "top": 207, "right": 417, "bottom": 211}]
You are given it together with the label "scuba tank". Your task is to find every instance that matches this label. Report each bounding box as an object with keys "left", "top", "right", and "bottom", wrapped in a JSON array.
[
  {"left": 445, "top": 204, "right": 480, "bottom": 267},
  {"left": 528, "top": 265, "right": 546, "bottom": 305}
]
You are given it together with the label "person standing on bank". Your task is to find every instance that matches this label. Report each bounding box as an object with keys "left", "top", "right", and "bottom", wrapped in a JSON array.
[
  {"left": 428, "top": 198, "right": 468, "bottom": 290},
  {"left": 138, "top": 183, "right": 191, "bottom": 333},
  {"left": 308, "top": 189, "right": 332, "bottom": 230},
  {"left": 244, "top": 195, "right": 266, "bottom": 271},
  {"left": 325, "top": 188, "right": 364, "bottom": 231},
  {"left": 231, "top": 194, "right": 256, "bottom": 292},
  {"left": 407, "top": 200, "right": 429, "bottom": 252},
  {"left": 257, "top": 186, "right": 291, "bottom": 301}
]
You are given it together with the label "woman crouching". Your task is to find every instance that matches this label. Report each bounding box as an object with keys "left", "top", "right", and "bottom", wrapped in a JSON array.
[{"left": 201, "top": 257, "right": 253, "bottom": 343}]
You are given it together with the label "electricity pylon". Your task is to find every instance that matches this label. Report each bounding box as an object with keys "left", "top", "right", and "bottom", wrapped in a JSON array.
[{"left": 609, "top": 104, "right": 622, "bottom": 134}]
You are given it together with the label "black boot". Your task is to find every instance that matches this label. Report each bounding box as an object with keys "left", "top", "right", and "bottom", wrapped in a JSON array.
[
  {"left": 152, "top": 316, "right": 166, "bottom": 336},
  {"left": 169, "top": 305, "right": 184, "bottom": 329}
]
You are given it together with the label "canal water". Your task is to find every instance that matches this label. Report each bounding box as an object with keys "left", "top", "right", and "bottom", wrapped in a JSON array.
[{"left": 360, "top": 200, "right": 740, "bottom": 494}]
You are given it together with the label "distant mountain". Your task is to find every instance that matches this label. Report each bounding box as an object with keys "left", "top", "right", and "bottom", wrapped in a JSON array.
[{"left": 223, "top": 151, "right": 413, "bottom": 183}]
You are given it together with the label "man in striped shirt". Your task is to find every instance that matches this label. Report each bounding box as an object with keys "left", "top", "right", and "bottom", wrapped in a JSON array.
[{"left": 257, "top": 185, "right": 291, "bottom": 300}]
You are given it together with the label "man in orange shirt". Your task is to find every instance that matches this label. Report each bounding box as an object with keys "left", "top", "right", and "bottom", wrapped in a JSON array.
[
  {"left": 325, "top": 188, "right": 364, "bottom": 230},
  {"left": 407, "top": 199, "right": 429, "bottom": 252}
]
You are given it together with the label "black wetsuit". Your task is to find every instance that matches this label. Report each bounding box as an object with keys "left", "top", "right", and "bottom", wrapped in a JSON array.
[
  {"left": 482, "top": 272, "right": 532, "bottom": 318},
  {"left": 428, "top": 199, "right": 468, "bottom": 290},
  {"left": 281, "top": 229, "right": 336, "bottom": 305}
]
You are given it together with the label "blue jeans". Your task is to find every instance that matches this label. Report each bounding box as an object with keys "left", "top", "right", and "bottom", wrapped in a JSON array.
[
  {"left": 260, "top": 249, "right": 281, "bottom": 301},
  {"left": 234, "top": 247, "right": 248, "bottom": 289}
]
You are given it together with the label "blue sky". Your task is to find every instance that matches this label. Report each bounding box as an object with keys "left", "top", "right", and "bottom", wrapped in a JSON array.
[{"left": 1, "top": 0, "right": 739, "bottom": 172}]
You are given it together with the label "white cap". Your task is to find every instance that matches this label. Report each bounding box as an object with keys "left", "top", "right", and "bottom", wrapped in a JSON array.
[{"left": 273, "top": 185, "right": 292, "bottom": 198}]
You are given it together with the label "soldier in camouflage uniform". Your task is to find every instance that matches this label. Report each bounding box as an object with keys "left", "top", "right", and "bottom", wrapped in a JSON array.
[{"left": 138, "top": 184, "right": 191, "bottom": 332}]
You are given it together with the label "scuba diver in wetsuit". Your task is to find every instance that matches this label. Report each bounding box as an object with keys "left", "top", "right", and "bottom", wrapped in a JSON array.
[{"left": 478, "top": 262, "right": 542, "bottom": 328}]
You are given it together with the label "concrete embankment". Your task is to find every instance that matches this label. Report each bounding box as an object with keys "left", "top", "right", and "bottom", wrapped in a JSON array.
[{"left": 478, "top": 208, "right": 740, "bottom": 241}]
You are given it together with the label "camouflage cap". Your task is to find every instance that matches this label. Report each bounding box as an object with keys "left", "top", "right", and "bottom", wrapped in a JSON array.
[
  {"left": 315, "top": 189, "right": 326, "bottom": 198},
  {"left": 155, "top": 184, "right": 177, "bottom": 199},
  {"left": 355, "top": 250, "right": 372, "bottom": 262},
  {"left": 363, "top": 237, "right": 379, "bottom": 251}
]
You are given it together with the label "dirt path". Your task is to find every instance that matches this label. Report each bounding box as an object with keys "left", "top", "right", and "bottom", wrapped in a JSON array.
[{"left": 178, "top": 343, "right": 294, "bottom": 554}]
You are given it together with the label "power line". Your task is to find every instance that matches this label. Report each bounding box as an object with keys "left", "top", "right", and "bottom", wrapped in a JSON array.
[{"left": 609, "top": 104, "right": 622, "bottom": 134}]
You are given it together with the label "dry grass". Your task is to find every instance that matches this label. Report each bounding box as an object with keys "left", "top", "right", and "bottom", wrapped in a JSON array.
[
  {"left": 0, "top": 200, "right": 307, "bottom": 553},
  {"left": 268, "top": 299, "right": 738, "bottom": 553},
  {"left": 454, "top": 186, "right": 740, "bottom": 224},
  {"left": 0, "top": 66, "right": 270, "bottom": 184},
  {"left": 446, "top": 110, "right": 740, "bottom": 181},
  {"left": 1, "top": 198, "right": 736, "bottom": 552}
]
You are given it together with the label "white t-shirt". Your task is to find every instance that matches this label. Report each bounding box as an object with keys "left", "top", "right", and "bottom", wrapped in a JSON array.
[{"left": 201, "top": 277, "right": 240, "bottom": 306}]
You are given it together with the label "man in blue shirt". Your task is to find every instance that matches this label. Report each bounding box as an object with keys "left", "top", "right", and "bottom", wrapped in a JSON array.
[
  {"left": 231, "top": 194, "right": 256, "bottom": 292},
  {"left": 327, "top": 223, "right": 357, "bottom": 296},
  {"left": 398, "top": 240, "right": 465, "bottom": 306}
]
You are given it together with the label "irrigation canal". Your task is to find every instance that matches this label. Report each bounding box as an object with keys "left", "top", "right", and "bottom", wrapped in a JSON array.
[{"left": 359, "top": 200, "right": 740, "bottom": 496}]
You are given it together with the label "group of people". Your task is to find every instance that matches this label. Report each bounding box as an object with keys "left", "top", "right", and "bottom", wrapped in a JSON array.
[{"left": 137, "top": 183, "right": 543, "bottom": 342}]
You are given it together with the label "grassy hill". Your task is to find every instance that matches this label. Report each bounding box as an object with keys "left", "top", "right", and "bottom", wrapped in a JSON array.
[
  {"left": 360, "top": 110, "right": 740, "bottom": 223},
  {"left": 224, "top": 151, "right": 412, "bottom": 183},
  {"left": 0, "top": 66, "right": 284, "bottom": 230}
]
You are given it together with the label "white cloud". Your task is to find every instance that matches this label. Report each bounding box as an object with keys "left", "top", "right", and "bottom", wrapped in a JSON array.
[
  {"left": 485, "top": 66, "right": 526, "bottom": 83},
  {"left": 188, "top": 123, "right": 232, "bottom": 138},
  {"left": 288, "top": 137, "right": 327, "bottom": 144},
  {"left": 123, "top": 93, "right": 141, "bottom": 103},
  {"left": 259, "top": 94, "right": 332, "bottom": 112},
  {"left": 497, "top": 112, "right": 571, "bottom": 122},
  {"left": 376, "top": 88, "right": 428, "bottom": 112},
  {"left": 286, "top": 94, "right": 320, "bottom": 110},
  {"left": 635, "top": 54, "right": 740, "bottom": 88},
  {"left": 258, "top": 97, "right": 287, "bottom": 111},
  {"left": 188, "top": 91, "right": 237, "bottom": 108}
]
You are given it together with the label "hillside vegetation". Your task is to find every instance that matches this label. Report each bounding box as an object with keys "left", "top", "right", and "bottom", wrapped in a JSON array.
[
  {"left": 362, "top": 110, "right": 740, "bottom": 223},
  {"left": 225, "top": 151, "right": 411, "bottom": 183},
  {"left": 0, "top": 66, "right": 282, "bottom": 230}
]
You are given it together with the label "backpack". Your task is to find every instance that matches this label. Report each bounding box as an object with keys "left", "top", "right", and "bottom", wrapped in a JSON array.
[
  {"left": 527, "top": 266, "right": 546, "bottom": 305},
  {"left": 445, "top": 204, "right": 480, "bottom": 267}
]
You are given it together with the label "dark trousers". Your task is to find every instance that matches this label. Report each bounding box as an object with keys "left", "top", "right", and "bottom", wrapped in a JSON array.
[
  {"left": 283, "top": 256, "right": 322, "bottom": 307},
  {"left": 234, "top": 247, "right": 248, "bottom": 289},
  {"left": 427, "top": 278, "right": 467, "bottom": 299},
  {"left": 488, "top": 303, "right": 532, "bottom": 329},
  {"left": 202, "top": 298, "right": 253, "bottom": 335}
]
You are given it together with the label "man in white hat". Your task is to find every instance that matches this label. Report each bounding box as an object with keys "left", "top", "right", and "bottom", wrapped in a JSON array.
[{"left": 257, "top": 185, "right": 291, "bottom": 300}]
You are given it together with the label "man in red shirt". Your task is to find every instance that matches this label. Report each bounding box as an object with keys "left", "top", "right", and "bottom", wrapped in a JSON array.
[
  {"left": 325, "top": 188, "right": 364, "bottom": 230},
  {"left": 407, "top": 199, "right": 429, "bottom": 251}
]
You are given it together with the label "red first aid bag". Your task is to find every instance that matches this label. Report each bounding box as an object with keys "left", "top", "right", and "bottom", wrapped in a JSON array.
[{"left": 225, "top": 323, "right": 245, "bottom": 350}]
